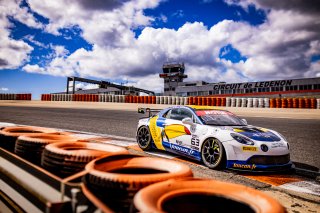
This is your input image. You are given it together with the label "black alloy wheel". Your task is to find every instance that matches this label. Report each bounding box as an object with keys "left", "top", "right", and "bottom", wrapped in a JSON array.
[
  {"left": 201, "top": 138, "right": 226, "bottom": 169},
  {"left": 136, "top": 126, "right": 153, "bottom": 151}
]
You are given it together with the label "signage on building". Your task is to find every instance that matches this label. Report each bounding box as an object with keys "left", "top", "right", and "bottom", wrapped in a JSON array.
[{"left": 212, "top": 80, "right": 293, "bottom": 90}]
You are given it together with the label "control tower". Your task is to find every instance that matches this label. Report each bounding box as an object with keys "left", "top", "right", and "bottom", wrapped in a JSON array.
[{"left": 160, "top": 62, "right": 188, "bottom": 96}]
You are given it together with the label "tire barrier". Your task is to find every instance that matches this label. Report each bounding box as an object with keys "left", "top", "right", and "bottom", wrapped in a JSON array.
[
  {"left": 133, "top": 179, "right": 286, "bottom": 213},
  {"left": 40, "top": 93, "right": 320, "bottom": 109},
  {"left": 264, "top": 98, "right": 270, "bottom": 108},
  {"left": 0, "top": 93, "right": 31, "bottom": 100},
  {"left": 317, "top": 99, "right": 320, "bottom": 109},
  {"left": 281, "top": 98, "right": 287, "bottom": 108},
  {"left": 241, "top": 98, "right": 247, "bottom": 107},
  {"left": 0, "top": 126, "right": 57, "bottom": 152},
  {"left": 258, "top": 98, "right": 264, "bottom": 108},
  {"left": 42, "top": 142, "right": 128, "bottom": 178},
  {"left": 252, "top": 98, "right": 258, "bottom": 108},
  {"left": 236, "top": 98, "right": 241, "bottom": 108},
  {"left": 14, "top": 133, "right": 77, "bottom": 165},
  {"left": 83, "top": 154, "right": 193, "bottom": 212},
  {"left": 247, "top": 98, "right": 253, "bottom": 108}
]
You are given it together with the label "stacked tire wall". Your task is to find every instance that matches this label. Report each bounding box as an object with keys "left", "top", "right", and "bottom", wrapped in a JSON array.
[
  {"left": 0, "top": 93, "right": 32, "bottom": 100},
  {"left": 40, "top": 94, "right": 320, "bottom": 109}
]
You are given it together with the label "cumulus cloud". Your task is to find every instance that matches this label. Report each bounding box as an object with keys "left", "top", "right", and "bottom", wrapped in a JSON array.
[
  {"left": 14, "top": 0, "right": 320, "bottom": 93},
  {"left": 0, "top": 87, "right": 9, "bottom": 91},
  {"left": 0, "top": 0, "right": 39, "bottom": 69},
  {"left": 75, "top": 83, "right": 99, "bottom": 90}
]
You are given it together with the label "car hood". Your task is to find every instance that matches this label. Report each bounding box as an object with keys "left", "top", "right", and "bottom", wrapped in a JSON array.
[{"left": 232, "top": 126, "right": 281, "bottom": 142}]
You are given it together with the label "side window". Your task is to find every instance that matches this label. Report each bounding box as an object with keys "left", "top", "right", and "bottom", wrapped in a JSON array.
[
  {"left": 162, "top": 109, "right": 172, "bottom": 118},
  {"left": 168, "top": 108, "right": 194, "bottom": 121}
]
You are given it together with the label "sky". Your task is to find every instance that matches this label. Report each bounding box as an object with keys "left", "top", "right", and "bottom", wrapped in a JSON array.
[{"left": 0, "top": 0, "right": 319, "bottom": 99}]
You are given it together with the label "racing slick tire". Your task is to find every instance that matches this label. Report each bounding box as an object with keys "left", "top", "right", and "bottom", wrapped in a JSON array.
[
  {"left": 0, "top": 126, "right": 57, "bottom": 152},
  {"left": 14, "top": 133, "right": 76, "bottom": 165},
  {"left": 133, "top": 179, "right": 286, "bottom": 213},
  {"left": 136, "top": 126, "right": 153, "bottom": 151},
  {"left": 83, "top": 154, "right": 193, "bottom": 212},
  {"left": 201, "top": 138, "right": 226, "bottom": 169},
  {"left": 41, "top": 141, "right": 128, "bottom": 178}
]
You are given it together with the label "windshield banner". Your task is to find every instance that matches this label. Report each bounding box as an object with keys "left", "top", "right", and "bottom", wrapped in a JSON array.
[{"left": 196, "top": 110, "right": 234, "bottom": 116}]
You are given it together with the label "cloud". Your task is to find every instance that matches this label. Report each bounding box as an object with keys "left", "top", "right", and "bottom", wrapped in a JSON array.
[
  {"left": 75, "top": 83, "right": 99, "bottom": 90},
  {"left": 15, "top": 0, "right": 320, "bottom": 93},
  {"left": 0, "top": 87, "right": 9, "bottom": 91},
  {"left": 0, "top": 0, "right": 38, "bottom": 69}
]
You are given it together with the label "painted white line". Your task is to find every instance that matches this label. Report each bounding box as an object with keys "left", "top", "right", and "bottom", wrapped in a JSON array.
[
  {"left": 280, "top": 181, "right": 320, "bottom": 196},
  {"left": 145, "top": 150, "right": 177, "bottom": 159},
  {"left": 0, "top": 122, "right": 16, "bottom": 127},
  {"left": 58, "top": 129, "right": 136, "bottom": 142},
  {"left": 100, "top": 140, "right": 137, "bottom": 147}
]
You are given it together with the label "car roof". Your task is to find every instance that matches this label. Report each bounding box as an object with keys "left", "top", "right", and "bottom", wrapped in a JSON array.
[{"left": 186, "top": 105, "right": 225, "bottom": 111}]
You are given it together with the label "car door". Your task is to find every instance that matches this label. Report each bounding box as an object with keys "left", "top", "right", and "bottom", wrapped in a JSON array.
[{"left": 162, "top": 108, "right": 194, "bottom": 154}]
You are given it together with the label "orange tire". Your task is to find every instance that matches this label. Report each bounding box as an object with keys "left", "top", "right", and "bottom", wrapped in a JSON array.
[
  {"left": 152, "top": 96, "right": 156, "bottom": 104},
  {"left": 15, "top": 133, "right": 76, "bottom": 164},
  {"left": 195, "top": 97, "right": 200, "bottom": 105},
  {"left": 304, "top": 98, "right": 310, "bottom": 108},
  {"left": 221, "top": 97, "right": 226, "bottom": 106},
  {"left": 202, "top": 97, "right": 207, "bottom": 106},
  {"left": 134, "top": 179, "right": 286, "bottom": 213},
  {"left": 42, "top": 142, "right": 128, "bottom": 178},
  {"left": 216, "top": 97, "right": 221, "bottom": 106},
  {"left": 83, "top": 154, "right": 193, "bottom": 212},
  {"left": 298, "top": 98, "right": 305, "bottom": 108},
  {"left": 188, "top": 97, "right": 193, "bottom": 105},
  {"left": 206, "top": 97, "right": 211, "bottom": 106},
  {"left": 287, "top": 98, "right": 293, "bottom": 108},
  {"left": 0, "top": 126, "right": 57, "bottom": 152},
  {"left": 211, "top": 97, "right": 216, "bottom": 106},
  {"left": 281, "top": 98, "right": 287, "bottom": 108}
]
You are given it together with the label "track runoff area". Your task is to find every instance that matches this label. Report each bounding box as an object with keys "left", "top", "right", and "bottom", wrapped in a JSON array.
[{"left": 0, "top": 120, "right": 319, "bottom": 212}]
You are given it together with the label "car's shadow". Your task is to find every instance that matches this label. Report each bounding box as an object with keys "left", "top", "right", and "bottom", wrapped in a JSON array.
[{"left": 144, "top": 150, "right": 319, "bottom": 178}]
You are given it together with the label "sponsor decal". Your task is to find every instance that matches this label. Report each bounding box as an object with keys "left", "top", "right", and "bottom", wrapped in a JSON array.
[
  {"left": 242, "top": 146, "right": 258, "bottom": 152},
  {"left": 169, "top": 143, "right": 195, "bottom": 156},
  {"left": 176, "top": 140, "right": 183, "bottom": 145},
  {"left": 196, "top": 110, "right": 234, "bottom": 116},
  {"left": 233, "top": 163, "right": 256, "bottom": 170}
]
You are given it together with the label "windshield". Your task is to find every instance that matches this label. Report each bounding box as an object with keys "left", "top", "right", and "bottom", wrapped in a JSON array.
[{"left": 196, "top": 110, "right": 246, "bottom": 126}]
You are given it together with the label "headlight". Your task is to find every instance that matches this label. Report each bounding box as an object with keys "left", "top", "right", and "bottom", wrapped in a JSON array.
[{"left": 230, "top": 133, "right": 254, "bottom": 145}]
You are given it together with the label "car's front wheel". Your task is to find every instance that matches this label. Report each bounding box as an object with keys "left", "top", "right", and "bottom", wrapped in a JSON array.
[
  {"left": 136, "top": 126, "right": 153, "bottom": 151},
  {"left": 201, "top": 138, "right": 226, "bottom": 169}
]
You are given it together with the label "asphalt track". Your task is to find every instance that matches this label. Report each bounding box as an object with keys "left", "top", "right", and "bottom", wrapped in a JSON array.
[
  {"left": 0, "top": 103, "right": 320, "bottom": 212},
  {"left": 0, "top": 105, "right": 319, "bottom": 170}
]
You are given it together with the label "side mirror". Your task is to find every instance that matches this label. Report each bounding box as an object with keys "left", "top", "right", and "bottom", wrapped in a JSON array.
[
  {"left": 241, "top": 119, "right": 248, "bottom": 125},
  {"left": 182, "top": 117, "right": 194, "bottom": 125}
]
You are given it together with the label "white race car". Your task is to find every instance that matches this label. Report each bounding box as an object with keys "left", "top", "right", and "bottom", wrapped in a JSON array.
[{"left": 136, "top": 106, "right": 292, "bottom": 171}]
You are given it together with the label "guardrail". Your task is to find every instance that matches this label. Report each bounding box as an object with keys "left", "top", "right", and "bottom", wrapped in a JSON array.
[
  {"left": 40, "top": 94, "right": 320, "bottom": 109},
  {"left": 0, "top": 93, "right": 32, "bottom": 100}
]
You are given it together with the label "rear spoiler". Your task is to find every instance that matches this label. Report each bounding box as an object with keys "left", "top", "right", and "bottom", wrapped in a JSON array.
[{"left": 138, "top": 108, "right": 162, "bottom": 117}]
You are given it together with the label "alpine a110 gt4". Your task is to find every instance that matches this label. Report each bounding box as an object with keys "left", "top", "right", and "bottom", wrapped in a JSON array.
[{"left": 136, "top": 106, "right": 292, "bottom": 171}]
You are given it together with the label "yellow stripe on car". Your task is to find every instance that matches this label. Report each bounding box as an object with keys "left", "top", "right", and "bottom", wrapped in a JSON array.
[
  {"left": 149, "top": 116, "right": 165, "bottom": 150},
  {"left": 164, "top": 124, "right": 188, "bottom": 139}
]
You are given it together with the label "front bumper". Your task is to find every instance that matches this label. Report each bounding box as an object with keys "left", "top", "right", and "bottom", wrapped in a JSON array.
[{"left": 226, "top": 157, "right": 293, "bottom": 171}]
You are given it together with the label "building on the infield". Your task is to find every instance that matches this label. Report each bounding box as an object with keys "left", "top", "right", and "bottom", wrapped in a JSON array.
[{"left": 159, "top": 62, "right": 320, "bottom": 98}]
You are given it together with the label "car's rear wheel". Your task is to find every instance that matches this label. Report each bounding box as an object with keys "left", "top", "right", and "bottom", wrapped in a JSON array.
[
  {"left": 201, "top": 138, "right": 226, "bottom": 169},
  {"left": 136, "top": 126, "right": 153, "bottom": 151}
]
